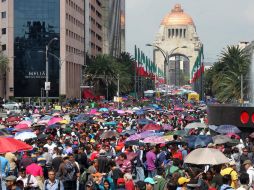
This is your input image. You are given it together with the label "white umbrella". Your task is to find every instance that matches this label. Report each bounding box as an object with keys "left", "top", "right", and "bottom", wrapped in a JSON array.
[
  {"left": 14, "top": 132, "right": 37, "bottom": 141},
  {"left": 184, "top": 148, "right": 229, "bottom": 165},
  {"left": 185, "top": 122, "right": 207, "bottom": 130}
]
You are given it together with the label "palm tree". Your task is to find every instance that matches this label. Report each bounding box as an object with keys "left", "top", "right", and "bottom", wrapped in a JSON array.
[
  {"left": 211, "top": 45, "right": 250, "bottom": 102},
  {"left": 0, "top": 52, "right": 9, "bottom": 99}
]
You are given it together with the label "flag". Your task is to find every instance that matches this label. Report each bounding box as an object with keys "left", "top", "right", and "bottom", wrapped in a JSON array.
[{"left": 191, "top": 45, "right": 204, "bottom": 83}]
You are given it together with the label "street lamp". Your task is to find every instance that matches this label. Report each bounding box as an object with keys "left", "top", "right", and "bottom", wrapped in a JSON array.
[
  {"left": 146, "top": 44, "right": 187, "bottom": 86},
  {"left": 45, "top": 37, "right": 58, "bottom": 111}
]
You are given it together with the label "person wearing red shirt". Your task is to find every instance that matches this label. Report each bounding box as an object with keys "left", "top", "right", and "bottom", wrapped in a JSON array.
[
  {"left": 26, "top": 161, "right": 44, "bottom": 189},
  {"left": 124, "top": 173, "right": 135, "bottom": 190}
]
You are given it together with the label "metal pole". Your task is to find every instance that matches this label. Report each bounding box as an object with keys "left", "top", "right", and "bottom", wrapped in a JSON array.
[
  {"left": 241, "top": 74, "right": 243, "bottom": 103},
  {"left": 117, "top": 74, "right": 120, "bottom": 109},
  {"left": 175, "top": 58, "right": 177, "bottom": 86},
  {"left": 45, "top": 45, "right": 49, "bottom": 111}
]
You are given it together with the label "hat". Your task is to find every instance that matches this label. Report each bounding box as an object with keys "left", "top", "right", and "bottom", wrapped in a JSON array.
[
  {"left": 117, "top": 178, "right": 125, "bottom": 185},
  {"left": 178, "top": 177, "right": 190, "bottom": 185},
  {"left": 229, "top": 160, "right": 236, "bottom": 166},
  {"left": 5, "top": 175, "right": 17, "bottom": 181},
  {"left": 243, "top": 160, "right": 252, "bottom": 165},
  {"left": 144, "top": 177, "right": 156, "bottom": 185},
  {"left": 92, "top": 172, "right": 102, "bottom": 177}
]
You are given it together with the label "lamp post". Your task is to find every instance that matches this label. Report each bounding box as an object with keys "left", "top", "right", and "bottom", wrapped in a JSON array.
[{"left": 45, "top": 37, "right": 58, "bottom": 111}]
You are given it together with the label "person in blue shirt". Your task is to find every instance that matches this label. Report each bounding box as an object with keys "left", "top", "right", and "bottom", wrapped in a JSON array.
[
  {"left": 43, "top": 169, "right": 64, "bottom": 190},
  {"left": 0, "top": 155, "right": 10, "bottom": 178}
]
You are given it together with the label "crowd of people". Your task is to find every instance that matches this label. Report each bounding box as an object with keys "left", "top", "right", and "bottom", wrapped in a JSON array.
[{"left": 0, "top": 96, "right": 254, "bottom": 190}]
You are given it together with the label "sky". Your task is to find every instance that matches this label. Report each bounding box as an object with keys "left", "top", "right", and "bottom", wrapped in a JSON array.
[{"left": 125, "top": 0, "right": 254, "bottom": 64}]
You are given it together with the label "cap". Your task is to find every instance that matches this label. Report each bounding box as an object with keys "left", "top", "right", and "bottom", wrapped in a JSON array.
[
  {"left": 243, "top": 160, "right": 252, "bottom": 165},
  {"left": 92, "top": 172, "right": 102, "bottom": 177},
  {"left": 5, "top": 175, "right": 17, "bottom": 181},
  {"left": 178, "top": 177, "right": 190, "bottom": 185},
  {"left": 144, "top": 177, "right": 156, "bottom": 185}
]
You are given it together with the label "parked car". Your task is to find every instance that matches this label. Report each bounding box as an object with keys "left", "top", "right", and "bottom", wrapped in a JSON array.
[{"left": 2, "top": 101, "right": 20, "bottom": 110}]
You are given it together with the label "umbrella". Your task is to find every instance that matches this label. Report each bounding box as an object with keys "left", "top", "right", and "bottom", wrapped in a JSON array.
[
  {"left": 212, "top": 135, "right": 232, "bottom": 144},
  {"left": 47, "top": 123, "right": 61, "bottom": 129},
  {"left": 209, "top": 125, "right": 218, "bottom": 131},
  {"left": 135, "top": 110, "right": 145, "bottom": 115},
  {"left": 0, "top": 137, "right": 33, "bottom": 153},
  {"left": 142, "top": 123, "right": 162, "bottom": 131},
  {"left": 14, "top": 124, "right": 29, "bottom": 130},
  {"left": 19, "top": 120, "right": 32, "bottom": 127},
  {"left": 125, "top": 140, "right": 145, "bottom": 146},
  {"left": 186, "top": 135, "right": 213, "bottom": 148},
  {"left": 104, "top": 121, "right": 117, "bottom": 126},
  {"left": 143, "top": 136, "right": 166, "bottom": 144},
  {"left": 163, "top": 135, "right": 174, "bottom": 141},
  {"left": 173, "top": 130, "right": 187, "bottom": 137},
  {"left": 226, "top": 133, "right": 240, "bottom": 140},
  {"left": 47, "top": 117, "right": 63, "bottom": 126},
  {"left": 162, "top": 124, "right": 173, "bottom": 131},
  {"left": 6, "top": 116, "right": 20, "bottom": 123},
  {"left": 184, "top": 148, "right": 229, "bottom": 165},
  {"left": 215, "top": 125, "right": 241, "bottom": 134},
  {"left": 120, "top": 130, "right": 136, "bottom": 136},
  {"left": 125, "top": 134, "right": 141, "bottom": 141},
  {"left": 185, "top": 122, "right": 207, "bottom": 130},
  {"left": 137, "top": 119, "right": 150, "bottom": 125},
  {"left": 101, "top": 131, "right": 119, "bottom": 139},
  {"left": 99, "top": 108, "right": 108, "bottom": 112},
  {"left": 14, "top": 132, "right": 37, "bottom": 141},
  {"left": 37, "top": 134, "right": 48, "bottom": 140},
  {"left": 117, "top": 110, "right": 125, "bottom": 114},
  {"left": 132, "top": 107, "right": 140, "bottom": 111},
  {"left": 95, "top": 118, "right": 105, "bottom": 123}
]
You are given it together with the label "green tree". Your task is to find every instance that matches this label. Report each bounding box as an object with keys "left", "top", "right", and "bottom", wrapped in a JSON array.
[{"left": 206, "top": 45, "right": 250, "bottom": 102}]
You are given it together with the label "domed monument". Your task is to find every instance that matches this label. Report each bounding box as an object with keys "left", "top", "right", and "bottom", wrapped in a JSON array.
[{"left": 153, "top": 4, "right": 203, "bottom": 85}]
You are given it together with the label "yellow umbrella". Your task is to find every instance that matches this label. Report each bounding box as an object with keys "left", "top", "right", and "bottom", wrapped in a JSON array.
[
  {"left": 59, "top": 120, "right": 69, "bottom": 124},
  {"left": 163, "top": 135, "right": 174, "bottom": 142}
]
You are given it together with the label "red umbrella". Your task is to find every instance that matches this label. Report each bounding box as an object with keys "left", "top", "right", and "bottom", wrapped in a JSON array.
[
  {"left": 142, "top": 123, "right": 162, "bottom": 131},
  {"left": 6, "top": 116, "right": 20, "bottom": 123},
  {"left": 0, "top": 137, "right": 33, "bottom": 153}
]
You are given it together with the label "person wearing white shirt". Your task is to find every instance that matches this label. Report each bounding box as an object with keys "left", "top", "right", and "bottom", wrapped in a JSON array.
[
  {"left": 243, "top": 159, "right": 254, "bottom": 186},
  {"left": 43, "top": 139, "right": 57, "bottom": 155},
  {"left": 17, "top": 168, "right": 38, "bottom": 188}
]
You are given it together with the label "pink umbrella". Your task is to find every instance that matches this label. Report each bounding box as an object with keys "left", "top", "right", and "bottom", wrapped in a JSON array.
[
  {"left": 37, "top": 120, "right": 49, "bottom": 125},
  {"left": 19, "top": 121, "right": 32, "bottom": 127},
  {"left": 125, "top": 110, "right": 133, "bottom": 114},
  {"left": 162, "top": 124, "right": 173, "bottom": 131},
  {"left": 226, "top": 133, "right": 240, "bottom": 140},
  {"left": 117, "top": 110, "right": 125, "bottom": 114},
  {"left": 90, "top": 109, "right": 97, "bottom": 114},
  {"left": 15, "top": 124, "right": 29, "bottom": 130},
  {"left": 47, "top": 117, "right": 63, "bottom": 126},
  {"left": 143, "top": 136, "right": 166, "bottom": 144}
]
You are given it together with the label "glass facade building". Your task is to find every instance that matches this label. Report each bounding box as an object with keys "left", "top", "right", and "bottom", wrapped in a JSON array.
[{"left": 14, "top": 0, "right": 60, "bottom": 97}]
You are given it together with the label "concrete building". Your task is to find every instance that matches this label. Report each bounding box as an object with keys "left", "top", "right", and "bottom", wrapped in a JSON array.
[
  {"left": 0, "top": 0, "right": 85, "bottom": 99},
  {"left": 101, "top": 0, "right": 125, "bottom": 57},
  {"left": 153, "top": 4, "right": 202, "bottom": 85},
  {"left": 85, "top": 0, "right": 103, "bottom": 57}
]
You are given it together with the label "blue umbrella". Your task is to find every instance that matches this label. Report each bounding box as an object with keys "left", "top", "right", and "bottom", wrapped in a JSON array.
[
  {"left": 135, "top": 110, "right": 144, "bottom": 115},
  {"left": 48, "top": 123, "right": 61, "bottom": 129},
  {"left": 137, "top": 119, "right": 150, "bottom": 125},
  {"left": 215, "top": 125, "right": 241, "bottom": 134},
  {"left": 186, "top": 135, "right": 213, "bottom": 148},
  {"left": 104, "top": 121, "right": 117, "bottom": 126},
  {"left": 99, "top": 108, "right": 109, "bottom": 112}
]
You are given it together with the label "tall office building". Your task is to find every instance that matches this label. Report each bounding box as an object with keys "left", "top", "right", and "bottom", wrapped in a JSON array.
[
  {"left": 101, "top": 0, "right": 125, "bottom": 57},
  {"left": 85, "top": 0, "right": 103, "bottom": 57},
  {"left": 0, "top": 0, "right": 85, "bottom": 99}
]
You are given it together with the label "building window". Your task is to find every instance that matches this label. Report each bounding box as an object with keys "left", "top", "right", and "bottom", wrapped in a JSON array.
[
  {"left": 2, "top": 28, "right": 6, "bottom": 35},
  {"left": 2, "top": 0, "right": 6, "bottom": 2},
  {"left": 1, "top": 11, "right": 6, "bottom": 18},
  {"left": 1, "top": 44, "right": 6, "bottom": 51},
  {"left": 180, "top": 29, "right": 182, "bottom": 38},
  {"left": 172, "top": 29, "right": 174, "bottom": 37},
  {"left": 184, "top": 29, "right": 186, "bottom": 38}
]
